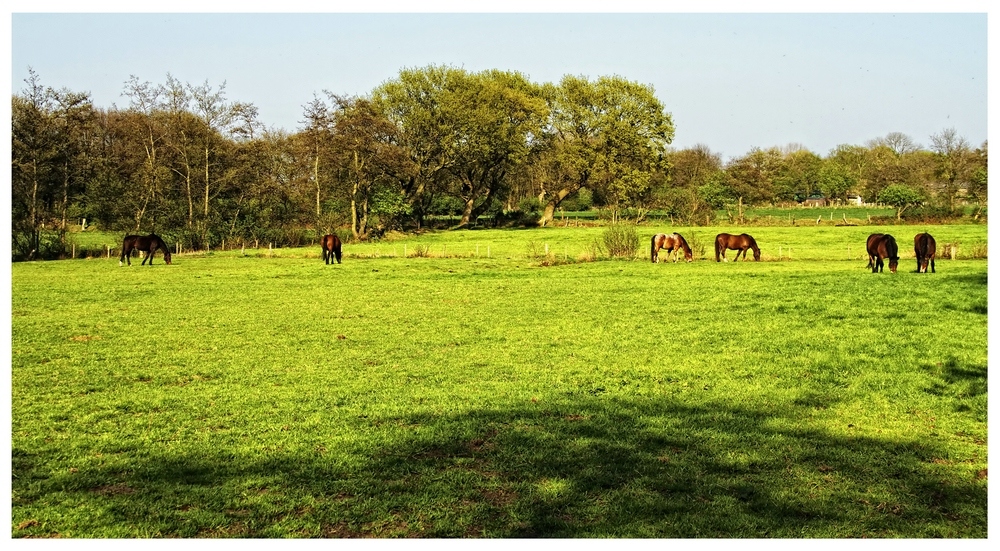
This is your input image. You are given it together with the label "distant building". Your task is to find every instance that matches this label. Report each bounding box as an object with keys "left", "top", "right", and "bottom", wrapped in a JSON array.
[{"left": 847, "top": 195, "right": 863, "bottom": 206}]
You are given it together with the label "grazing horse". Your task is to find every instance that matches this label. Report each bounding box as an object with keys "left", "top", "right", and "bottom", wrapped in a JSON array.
[
  {"left": 321, "top": 234, "right": 342, "bottom": 264},
  {"left": 715, "top": 233, "right": 760, "bottom": 262},
  {"left": 119, "top": 234, "right": 171, "bottom": 266},
  {"left": 866, "top": 233, "right": 899, "bottom": 273},
  {"left": 865, "top": 233, "right": 884, "bottom": 270},
  {"left": 650, "top": 233, "right": 693, "bottom": 263},
  {"left": 914, "top": 232, "right": 936, "bottom": 273}
]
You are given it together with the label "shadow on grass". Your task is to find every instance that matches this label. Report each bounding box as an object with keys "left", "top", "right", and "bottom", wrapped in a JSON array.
[{"left": 13, "top": 397, "right": 986, "bottom": 538}]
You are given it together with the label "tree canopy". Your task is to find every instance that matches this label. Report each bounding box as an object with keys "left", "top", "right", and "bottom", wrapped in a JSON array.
[{"left": 10, "top": 66, "right": 987, "bottom": 259}]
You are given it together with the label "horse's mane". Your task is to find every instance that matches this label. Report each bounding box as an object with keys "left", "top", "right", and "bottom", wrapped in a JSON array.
[{"left": 673, "top": 232, "right": 691, "bottom": 252}]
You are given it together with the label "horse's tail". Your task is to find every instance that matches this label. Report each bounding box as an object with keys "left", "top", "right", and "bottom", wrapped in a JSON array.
[
  {"left": 714, "top": 234, "right": 721, "bottom": 262},
  {"left": 650, "top": 234, "right": 657, "bottom": 263}
]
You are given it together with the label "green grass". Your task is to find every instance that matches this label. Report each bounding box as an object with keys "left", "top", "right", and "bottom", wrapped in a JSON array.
[{"left": 11, "top": 225, "right": 987, "bottom": 537}]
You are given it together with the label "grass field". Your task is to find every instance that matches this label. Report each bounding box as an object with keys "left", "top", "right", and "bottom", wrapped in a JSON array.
[{"left": 10, "top": 224, "right": 987, "bottom": 538}]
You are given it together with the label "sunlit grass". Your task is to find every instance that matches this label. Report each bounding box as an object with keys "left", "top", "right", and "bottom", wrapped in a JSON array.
[{"left": 11, "top": 225, "right": 987, "bottom": 537}]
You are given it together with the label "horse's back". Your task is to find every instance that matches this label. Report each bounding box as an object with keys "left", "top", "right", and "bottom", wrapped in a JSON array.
[
  {"left": 322, "top": 234, "right": 341, "bottom": 250},
  {"left": 915, "top": 232, "right": 936, "bottom": 253},
  {"left": 866, "top": 233, "right": 885, "bottom": 255}
]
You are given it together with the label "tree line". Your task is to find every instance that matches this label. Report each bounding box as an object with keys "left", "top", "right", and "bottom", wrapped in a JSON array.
[{"left": 11, "top": 65, "right": 987, "bottom": 260}]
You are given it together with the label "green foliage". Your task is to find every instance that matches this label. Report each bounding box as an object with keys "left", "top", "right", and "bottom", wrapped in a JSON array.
[
  {"left": 518, "top": 196, "right": 543, "bottom": 214},
  {"left": 601, "top": 223, "right": 640, "bottom": 258},
  {"left": 879, "top": 184, "right": 924, "bottom": 219},
  {"left": 697, "top": 172, "right": 736, "bottom": 210},
  {"left": 817, "top": 161, "right": 856, "bottom": 202}
]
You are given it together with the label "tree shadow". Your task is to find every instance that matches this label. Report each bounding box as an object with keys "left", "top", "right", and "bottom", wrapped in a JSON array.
[{"left": 13, "top": 397, "right": 986, "bottom": 538}]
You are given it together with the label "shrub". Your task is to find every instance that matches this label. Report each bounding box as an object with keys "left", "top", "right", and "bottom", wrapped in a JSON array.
[
  {"left": 903, "top": 205, "right": 965, "bottom": 223},
  {"left": 602, "top": 223, "right": 639, "bottom": 259},
  {"left": 518, "top": 196, "right": 542, "bottom": 214}
]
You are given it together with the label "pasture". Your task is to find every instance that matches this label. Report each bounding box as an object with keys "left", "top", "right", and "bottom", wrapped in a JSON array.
[{"left": 11, "top": 224, "right": 987, "bottom": 538}]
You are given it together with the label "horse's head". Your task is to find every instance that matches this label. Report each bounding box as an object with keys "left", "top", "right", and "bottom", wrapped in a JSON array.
[
  {"left": 752, "top": 248, "right": 761, "bottom": 261},
  {"left": 888, "top": 256, "right": 899, "bottom": 273},
  {"left": 683, "top": 249, "right": 693, "bottom": 262},
  {"left": 163, "top": 250, "right": 172, "bottom": 265}
]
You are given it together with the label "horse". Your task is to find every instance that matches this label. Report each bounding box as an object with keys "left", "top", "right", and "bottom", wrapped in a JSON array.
[
  {"left": 866, "top": 233, "right": 899, "bottom": 273},
  {"left": 914, "top": 232, "right": 936, "bottom": 273},
  {"left": 321, "top": 234, "right": 342, "bottom": 264},
  {"left": 715, "top": 233, "right": 760, "bottom": 262},
  {"left": 650, "top": 233, "right": 693, "bottom": 263},
  {"left": 865, "top": 233, "right": 884, "bottom": 270},
  {"left": 119, "top": 234, "right": 171, "bottom": 266}
]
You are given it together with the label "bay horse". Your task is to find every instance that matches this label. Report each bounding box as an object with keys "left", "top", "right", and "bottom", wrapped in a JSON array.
[
  {"left": 914, "top": 232, "right": 936, "bottom": 273},
  {"left": 119, "top": 234, "right": 171, "bottom": 266},
  {"left": 865, "top": 233, "right": 884, "bottom": 270},
  {"left": 650, "top": 233, "right": 693, "bottom": 263},
  {"left": 321, "top": 234, "right": 342, "bottom": 264},
  {"left": 715, "top": 233, "right": 760, "bottom": 262},
  {"left": 866, "top": 233, "right": 899, "bottom": 273}
]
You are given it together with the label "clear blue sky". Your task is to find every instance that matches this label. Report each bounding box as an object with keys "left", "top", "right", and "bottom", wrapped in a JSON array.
[{"left": 8, "top": 7, "right": 990, "bottom": 161}]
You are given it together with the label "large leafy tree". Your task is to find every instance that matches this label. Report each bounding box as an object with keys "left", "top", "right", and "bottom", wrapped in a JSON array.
[
  {"left": 722, "top": 147, "right": 785, "bottom": 220},
  {"left": 446, "top": 69, "right": 548, "bottom": 227},
  {"left": 12, "top": 70, "right": 97, "bottom": 258},
  {"left": 373, "top": 66, "right": 548, "bottom": 228},
  {"left": 535, "top": 75, "right": 674, "bottom": 225},
  {"left": 929, "top": 127, "right": 977, "bottom": 209},
  {"left": 656, "top": 144, "right": 723, "bottom": 224},
  {"left": 774, "top": 147, "right": 822, "bottom": 202},
  {"left": 372, "top": 65, "right": 463, "bottom": 228},
  {"left": 328, "top": 96, "right": 414, "bottom": 239},
  {"left": 879, "top": 183, "right": 923, "bottom": 220},
  {"left": 816, "top": 160, "right": 856, "bottom": 203}
]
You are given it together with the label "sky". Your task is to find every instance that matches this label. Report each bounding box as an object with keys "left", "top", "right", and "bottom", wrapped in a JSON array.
[{"left": 5, "top": 2, "right": 992, "bottom": 162}]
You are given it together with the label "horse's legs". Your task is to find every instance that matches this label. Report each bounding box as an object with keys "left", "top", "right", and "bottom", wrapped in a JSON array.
[{"left": 931, "top": 257, "right": 935, "bottom": 273}]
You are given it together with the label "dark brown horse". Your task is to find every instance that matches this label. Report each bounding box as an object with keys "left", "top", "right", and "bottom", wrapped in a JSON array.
[
  {"left": 650, "top": 233, "right": 693, "bottom": 263},
  {"left": 865, "top": 233, "right": 884, "bottom": 270},
  {"left": 715, "top": 233, "right": 760, "bottom": 262},
  {"left": 321, "top": 234, "right": 342, "bottom": 264},
  {"left": 119, "top": 234, "right": 171, "bottom": 266},
  {"left": 914, "top": 233, "right": 936, "bottom": 273},
  {"left": 867, "top": 233, "right": 898, "bottom": 273}
]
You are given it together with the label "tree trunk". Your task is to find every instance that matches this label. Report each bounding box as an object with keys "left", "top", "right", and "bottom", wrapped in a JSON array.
[
  {"left": 314, "top": 154, "right": 321, "bottom": 217},
  {"left": 204, "top": 147, "right": 210, "bottom": 217},
  {"left": 61, "top": 160, "right": 69, "bottom": 232},
  {"left": 538, "top": 185, "right": 578, "bottom": 227},
  {"left": 29, "top": 159, "right": 39, "bottom": 258},
  {"left": 351, "top": 180, "right": 364, "bottom": 239},
  {"left": 459, "top": 197, "right": 476, "bottom": 228}
]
